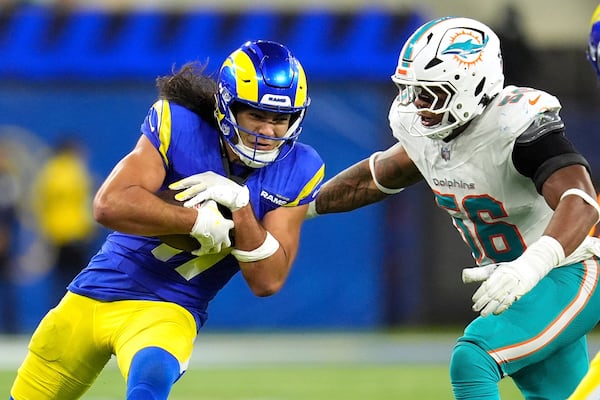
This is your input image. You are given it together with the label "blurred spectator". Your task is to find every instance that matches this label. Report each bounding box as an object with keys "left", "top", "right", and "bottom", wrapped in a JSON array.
[
  {"left": 31, "top": 136, "right": 96, "bottom": 305},
  {"left": 494, "top": 5, "right": 537, "bottom": 86},
  {"left": 0, "top": 146, "right": 20, "bottom": 332}
]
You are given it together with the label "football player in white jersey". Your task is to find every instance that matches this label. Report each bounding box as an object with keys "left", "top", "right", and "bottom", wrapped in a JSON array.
[
  {"left": 567, "top": 5, "right": 600, "bottom": 400},
  {"left": 309, "top": 16, "right": 600, "bottom": 399}
]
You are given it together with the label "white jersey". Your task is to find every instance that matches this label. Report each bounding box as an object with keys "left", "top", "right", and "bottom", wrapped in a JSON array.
[{"left": 389, "top": 85, "right": 600, "bottom": 266}]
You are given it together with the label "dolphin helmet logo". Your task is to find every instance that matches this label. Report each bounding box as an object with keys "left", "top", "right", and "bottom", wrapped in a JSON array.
[{"left": 441, "top": 29, "right": 488, "bottom": 67}]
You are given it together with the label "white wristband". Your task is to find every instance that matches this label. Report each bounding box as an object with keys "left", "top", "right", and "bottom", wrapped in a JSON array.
[
  {"left": 369, "top": 151, "right": 404, "bottom": 194},
  {"left": 518, "top": 235, "right": 565, "bottom": 280},
  {"left": 231, "top": 231, "right": 280, "bottom": 262},
  {"left": 560, "top": 188, "right": 600, "bottom": 224}
]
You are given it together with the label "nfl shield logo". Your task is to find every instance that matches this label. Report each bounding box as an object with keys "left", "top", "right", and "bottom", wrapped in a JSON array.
[{"left": 441, "top": 146, "right": 451, "bottom": 161}]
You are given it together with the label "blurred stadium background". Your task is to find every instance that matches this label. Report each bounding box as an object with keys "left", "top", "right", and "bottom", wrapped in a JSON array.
[{"left": 0, "top": 0, "right": 599, "bottom": 397}]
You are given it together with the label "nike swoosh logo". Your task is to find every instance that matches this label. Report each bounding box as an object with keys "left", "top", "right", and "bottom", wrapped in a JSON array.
[{"left": 528, "top": 95, "right": 541, "bottom": 105}]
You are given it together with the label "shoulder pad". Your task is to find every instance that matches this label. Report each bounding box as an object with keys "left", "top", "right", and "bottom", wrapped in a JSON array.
[
  {"left": 515, "top": 111, "right": 564, "bottom": 144},
  {"left": 491, "top": 87, "right": 561, "bottom": 137}
]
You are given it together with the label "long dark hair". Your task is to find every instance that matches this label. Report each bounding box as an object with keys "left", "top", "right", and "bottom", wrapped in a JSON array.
[{"left": 155, "top": 62, "right": 219, "bottom": 129}]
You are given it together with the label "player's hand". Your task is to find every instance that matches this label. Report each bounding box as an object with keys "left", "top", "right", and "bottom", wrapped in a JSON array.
[
  {"left": 170, "top": 171, "right": 250, "bottom": 212},
  {"left": 468, "top": 236, "right": 564, "bottom": 317},
  {"left": 461, "top": 264, "right": 498, "bottom": 283},
  {"left": 471, "top": 259, "right": 539, "bottom": 317},
  {"left": 190, "top": 200, "right": 234, "bottom": 256}
]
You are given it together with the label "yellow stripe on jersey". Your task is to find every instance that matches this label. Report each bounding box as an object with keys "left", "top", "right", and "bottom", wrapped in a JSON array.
[
  {"left": 152, "top": 100, "right": 172, "bottom": 168},
  {"left": 286, "top": 164, "right": 325, "bottom": 207}
]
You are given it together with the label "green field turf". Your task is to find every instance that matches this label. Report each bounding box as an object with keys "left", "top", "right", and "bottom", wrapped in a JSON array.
[{"left": 1, "top": 363, "right": 522, "bottom": 399}]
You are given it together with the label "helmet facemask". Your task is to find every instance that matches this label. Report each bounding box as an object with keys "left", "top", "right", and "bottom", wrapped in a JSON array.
[
  {"left": 217, "top": 91, "right": 306, "bottom": 168},
  {"left": 392, "top": 80, "right": 460, "bottom": 140}
]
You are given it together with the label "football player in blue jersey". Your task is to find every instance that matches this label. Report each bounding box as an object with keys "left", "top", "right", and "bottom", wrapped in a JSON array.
[
  {"left": 9, "top": 40, "right": 324, "bottom": 400},
  {"left": 308, "top": 16, "right": 600, "bottom": 399},
  {"left": 567, "top": 5, "right": 600, "bottom": 400}
]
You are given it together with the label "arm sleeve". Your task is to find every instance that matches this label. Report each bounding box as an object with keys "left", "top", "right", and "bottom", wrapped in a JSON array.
[{"left": 512, "top": 130, "right": 590, "bottom": 194}]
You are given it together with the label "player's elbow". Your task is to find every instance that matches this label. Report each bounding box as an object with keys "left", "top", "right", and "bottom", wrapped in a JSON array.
[
  {"left": 241, "top": 253, "right": 292, "bottom": 297},
  {"left": 93, "top": 193, "right": 118, "bottom": 227},
  {"left": 246, "top": 276, "right": 286, "bottom": 297}
]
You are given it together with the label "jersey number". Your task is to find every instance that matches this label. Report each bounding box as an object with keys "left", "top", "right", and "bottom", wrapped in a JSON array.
[
  {"left": 434, "top": 193, "right": 525, "bottom": 263},
  {"left": 151, "top": 244, "right": 228, "bottom": 281},
  {"left": 498, "top": 87, "right": 538, "bottom": 107}
]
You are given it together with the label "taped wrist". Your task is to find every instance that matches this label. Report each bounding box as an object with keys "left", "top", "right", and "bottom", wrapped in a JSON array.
[
  {"left": 369, "top": 152, "right": 404, "bottom": 194},
  {"left": 306, "top": 200, "right": 319, "bottom": 219},
  {"left": 517, "top": 235, "right": 565, "bottom": 281},
  {"left": 231, "top": 231, "right": 280, "bottom": 262}
]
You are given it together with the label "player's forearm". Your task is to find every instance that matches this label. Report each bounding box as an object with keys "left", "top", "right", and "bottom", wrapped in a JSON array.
[
  {"left": 238, "top": 249, "right": 291, "bottom": 297},
  {"left": 315, "top": 159, "right": 388, "bottom": 214},
  {"left": 543, "top": 194, "right": 599, "bottom": 256},
  {"left": 540, "top": 164, "right": 600, "bottom": 256},
  {"left": 231, "top": 205, "right": 291, "bottom": 296},
  {"left": 93, "top": 186, "right": 195, "bottom": 236}
]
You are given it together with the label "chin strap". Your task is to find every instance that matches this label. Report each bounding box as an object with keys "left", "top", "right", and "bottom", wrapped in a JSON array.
[
  {"left": 219, "top": 137, "right": 255, "bottom": 184},
  {"left": 369, "top": 152, "right": 404, "bottom": 194}
]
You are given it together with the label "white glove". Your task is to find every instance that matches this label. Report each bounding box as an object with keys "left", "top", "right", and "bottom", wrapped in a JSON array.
[
  {"left": 471, "top": 260, "right": 538, "bottom": 317},
  {"left": 190, "top": 200, "right": 234, "bottom": 256},
  {"left": 170, "top": 171, "right": 249, "bottom": 212},
  {"left": 470, "top": 236, "right": 565, "bottom": 317},
  {"left": 462, "top": 264, "right": 498, "bottom": 283}
]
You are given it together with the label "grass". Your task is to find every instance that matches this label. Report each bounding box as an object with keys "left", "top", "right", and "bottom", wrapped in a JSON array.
[
  {"left": 1, "top": 363, "right": 522, "bottom": 399},
  {"left": 0, "top": 329, "right": 532, "bottom": 398}
]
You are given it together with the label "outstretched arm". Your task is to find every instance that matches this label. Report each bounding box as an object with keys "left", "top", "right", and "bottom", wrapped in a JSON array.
[{"left": 314, "top": 142, "right": 422, "bottom": 214}]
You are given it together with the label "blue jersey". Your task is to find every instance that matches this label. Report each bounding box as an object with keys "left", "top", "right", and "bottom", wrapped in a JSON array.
[{"left": 69, "top": 100, "right": 325, "bottom": 329}]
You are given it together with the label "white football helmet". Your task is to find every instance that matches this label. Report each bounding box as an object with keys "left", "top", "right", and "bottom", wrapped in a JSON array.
[{"left": 392, "top": 16, "right": 504, "bottom": 140}]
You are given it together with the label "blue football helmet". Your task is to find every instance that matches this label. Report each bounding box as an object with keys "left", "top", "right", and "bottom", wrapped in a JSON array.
[
  {"left": 588, "top": 5, "right": 600, "bottom": 79},
  {"left": 216, "top": 40, "right": 310, "bottom": 168}
]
